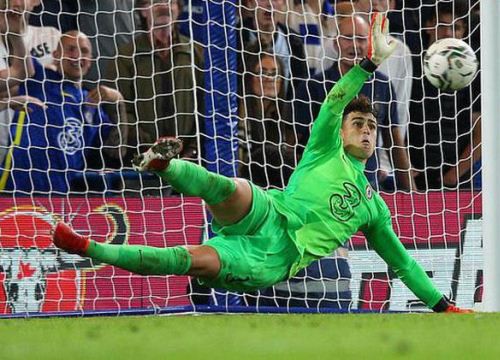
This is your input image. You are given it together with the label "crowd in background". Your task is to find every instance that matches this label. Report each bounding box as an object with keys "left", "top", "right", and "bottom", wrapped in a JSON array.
[
  {"left": 0, "top": 0, "right": 481, "bottom": 310},
  {"left": 0, "top": 0, "right": 481, "bottom": 196}
]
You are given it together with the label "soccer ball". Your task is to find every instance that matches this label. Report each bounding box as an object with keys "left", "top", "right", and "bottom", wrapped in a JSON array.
[{"left": 423, "top": 38, "right": 478, "bottom": 91}]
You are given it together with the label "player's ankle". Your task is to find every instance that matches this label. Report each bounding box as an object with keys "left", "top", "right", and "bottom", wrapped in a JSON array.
[
  {"left": 154, "top": 162, "right": 171, "bottom": 176},
  {"left": 81, "top": 238, "right": 92, "bottom": 255}
]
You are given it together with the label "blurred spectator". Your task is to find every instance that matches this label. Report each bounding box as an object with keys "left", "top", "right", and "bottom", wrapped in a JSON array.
[
  {"left": 238, "top": 0, "right": 257, "bottom": 32},
  {"left": 135, "top": 0, "right": 164, "bottom": 31},
  {"left": 408, "top": 2, "right": 481, "bottom": 190},
  {"left": 385, "top": 0, "right": 479, "bottom": 69},
  {"left": 468, "top": 1, "right": 480, "bottom": 55},
  {"left": 472, "top": 159, "right": 481, "bottom": 190},
  {"left": 294, "top": 14, "right": 413, "bottom": 191},
  {"left": 0, "top": 1, "right": 35, "bottom": 169},
  {"left": 105, "top": 0, "right": 202, "bottom": 161},
  {"left": 285, "top": 0, "right": 337, "bottom": 76},
  {"left": 0, "top": 0, "right": 36, "bottom": 94},
  {"left": 239, "top": 0, "right": 308, "bottom": 99},
  {"left": 242, "top": 144, "right": 294, "bottom": 190},
  {"left": 0, "top": 0, "right": 60, "bottom": 152},
  {"left": 0, "top": 0, "right": 61, "bottom": 163},
  {"left": 0, "top": 95, "right": 44, "bottom": 111},
  {"left": 21, "top": 0, "right": 61, "bottom": 66},
  {"left": 382, "top": 0, "right": 436, "bottom": 57},
  {"left": 28, "top": 0, "right": 77, "bottom": 33},
  {"left": 78, "top": 0, "right": 135, "bottom": 85},
  {"left": 0, "top": 31, "right": 128, "bottom": 194},
  {"left": 238, "top": 48, "right": 294, "bottom": 188}
]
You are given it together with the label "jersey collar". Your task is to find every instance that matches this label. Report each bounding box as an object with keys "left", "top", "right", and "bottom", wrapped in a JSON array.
[{"left": 346, "top": 152, "right": 366, "bottom": 172}]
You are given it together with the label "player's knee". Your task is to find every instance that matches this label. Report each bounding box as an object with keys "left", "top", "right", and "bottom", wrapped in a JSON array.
[
  {"left": 207, "top": 178, "right": 252, "bottom": 225},
  {"left": 233, "top": 178, "right": 252, "bottom": 201},
  {"left": 186, "top": 245, "right": 221, "bottom": 279},
  {"left": 224, "top": 178, "right": 252, "bottom": 210}
]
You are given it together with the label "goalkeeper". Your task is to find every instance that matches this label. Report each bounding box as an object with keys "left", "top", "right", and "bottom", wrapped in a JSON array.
[{"left": 52, "top": 14, "right": 468, "bottom": 313}]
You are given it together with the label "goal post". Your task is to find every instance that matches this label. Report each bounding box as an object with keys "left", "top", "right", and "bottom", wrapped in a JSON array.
[{"left": 480, "top": 0, "right": 500, "bottom": 312}]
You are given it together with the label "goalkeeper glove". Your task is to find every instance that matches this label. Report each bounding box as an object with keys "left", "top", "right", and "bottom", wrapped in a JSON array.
[
  {"left": 132, "top": 137, "right": 183, "bottom": 172},
  {"left": 361, "top": 12, "right": 398, "bottom": 72}
]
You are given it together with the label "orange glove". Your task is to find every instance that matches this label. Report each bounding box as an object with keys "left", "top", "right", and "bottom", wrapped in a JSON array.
[{"left": 367, "top": 12, "right": 398, "bottom": 66}]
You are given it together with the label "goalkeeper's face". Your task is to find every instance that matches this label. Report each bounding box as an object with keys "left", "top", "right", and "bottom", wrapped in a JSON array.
[{"left": 341, "top": 111, "right": 377, "bottom": 161}]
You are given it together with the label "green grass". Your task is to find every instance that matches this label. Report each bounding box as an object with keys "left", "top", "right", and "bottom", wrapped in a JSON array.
[{"left": 1, "top": 313, "right": 499, "bottom": 360}]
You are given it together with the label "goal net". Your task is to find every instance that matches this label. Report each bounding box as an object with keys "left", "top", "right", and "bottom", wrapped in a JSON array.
[{"left": 0, "top": 0, "right": 482, "bottom": 317}]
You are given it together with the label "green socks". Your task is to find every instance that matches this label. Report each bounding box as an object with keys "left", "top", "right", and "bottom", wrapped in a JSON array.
[
  {"left": 83, "top": 159, "right": 237, "bottom": 276},
  {"left": 86, "top": 241, "right": 192, "bottom": 276},
  {"left": 157, "top": 159, "right": 236, "bottom": 205}
]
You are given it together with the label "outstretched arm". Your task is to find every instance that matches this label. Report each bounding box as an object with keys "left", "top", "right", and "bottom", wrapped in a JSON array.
[
  {"left": 364, "top": 215, "right": 472, "bottom": 312},
  {"left": 0, "top": 95, "right": 46, "bottom": 112},
  {"left": 305, "top": 13, "right": 397, "bottom": 154},
  {"left": 305, "top": 64, "right": 373, "bottom": 153}
]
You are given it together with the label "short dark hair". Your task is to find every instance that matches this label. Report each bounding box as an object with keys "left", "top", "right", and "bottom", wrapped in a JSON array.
[{"left": 342, "top": 95, "right": 377, "bottom": 122}]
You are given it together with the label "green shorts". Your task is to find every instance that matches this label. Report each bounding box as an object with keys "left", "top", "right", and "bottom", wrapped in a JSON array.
[{"left": 201, "top": 182, "right": 300, "bottom": 292}]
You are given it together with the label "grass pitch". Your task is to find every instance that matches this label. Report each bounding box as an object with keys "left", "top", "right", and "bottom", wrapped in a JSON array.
[{"left": 1, "top": 313, "right": 499, "bottom": 360}]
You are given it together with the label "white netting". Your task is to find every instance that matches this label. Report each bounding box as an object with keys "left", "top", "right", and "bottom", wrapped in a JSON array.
[{"left": 0, "top": 0, "right": 482, "bottom": 316}]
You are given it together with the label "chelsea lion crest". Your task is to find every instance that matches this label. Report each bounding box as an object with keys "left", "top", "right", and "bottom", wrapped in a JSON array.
[{"left": 365, "top": 184, "right": 373, "bottom": 199}]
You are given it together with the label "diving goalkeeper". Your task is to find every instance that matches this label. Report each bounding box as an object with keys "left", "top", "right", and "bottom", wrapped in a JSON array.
[{"left": 52, "top": 14, "right": 469, "bottom": 313}]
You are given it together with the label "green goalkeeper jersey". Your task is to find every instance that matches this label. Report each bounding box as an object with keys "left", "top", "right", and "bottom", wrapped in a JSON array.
[{"left": 269, "top": 64, "right": 443, "bottom": 307}]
